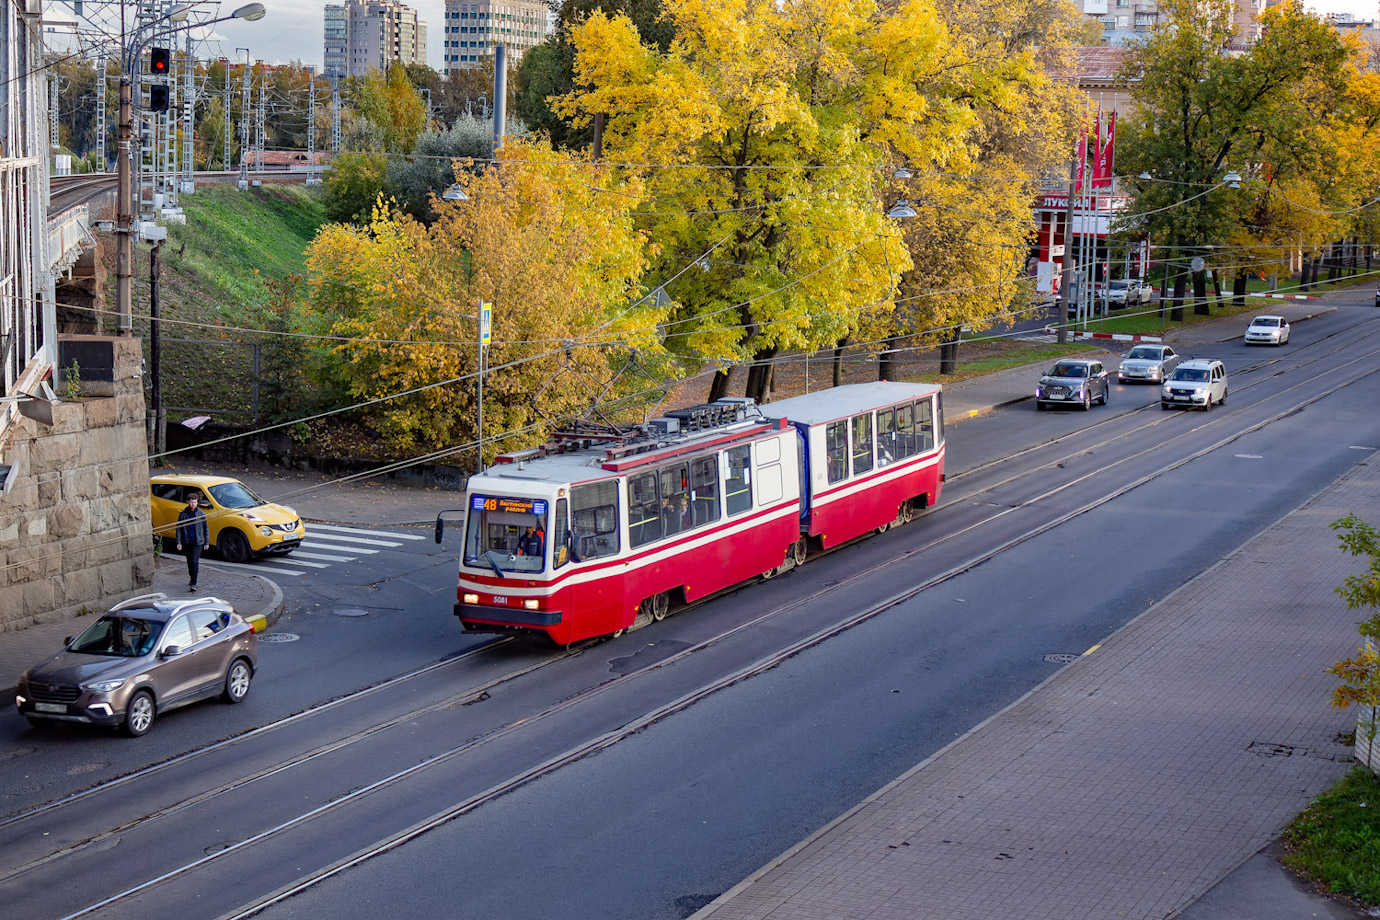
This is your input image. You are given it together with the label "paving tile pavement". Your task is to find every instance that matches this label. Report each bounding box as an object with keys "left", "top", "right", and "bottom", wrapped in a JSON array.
[{"left": 691, "top": 454, "right": 1379, "bottom": 920}]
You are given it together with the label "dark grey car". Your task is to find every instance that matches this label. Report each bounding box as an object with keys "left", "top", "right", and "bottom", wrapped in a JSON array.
[
  {"left": 1035, "top": 359, "right": 1111, "bottom": 411},
  {"left": 16, "top": 594, "right": 257, "bottom": 736}
]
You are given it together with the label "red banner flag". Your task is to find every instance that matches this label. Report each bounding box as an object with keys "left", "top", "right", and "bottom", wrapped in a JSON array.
[{"left": 1094, "top": 112, "right": 1116, "bottom": 189}]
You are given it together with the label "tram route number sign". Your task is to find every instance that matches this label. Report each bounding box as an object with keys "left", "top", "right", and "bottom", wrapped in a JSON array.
[{"left": 472, "top": 495, "right": 548, "bottom": 516}]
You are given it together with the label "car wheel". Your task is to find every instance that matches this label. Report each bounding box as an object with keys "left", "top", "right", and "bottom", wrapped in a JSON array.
[
  {"left": 219, "top": 528, "right": 251, "bottom": 564},
  {"left": 1035, "top": 401, "right": 1045, "bottom": 412},
  {"left": 1082, "top": 391, "right": 1091, "bottom": 411},
  {"left": 1220, "top": 387, "right": 1227, "bottom": 405},
  {"left": 123, "top": 690, "right": 155, "bottom": 737},
  {"left": 1100, "top": 385, "right": 1110, "bottom": 406},
  {"left": 222, "top": 658, "right": 253, "bottom": 704},
  {"left": 1161, "top": 402, "right": 1171, "bottom": 410}
]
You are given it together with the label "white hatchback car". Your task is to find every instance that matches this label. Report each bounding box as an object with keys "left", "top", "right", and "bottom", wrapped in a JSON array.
[
  {"left": 1243, "top": 315, "right": 1290, "bottom": 346},
  {"left": 1161, "top": 358, "right": 1228, "bottom": 410}
]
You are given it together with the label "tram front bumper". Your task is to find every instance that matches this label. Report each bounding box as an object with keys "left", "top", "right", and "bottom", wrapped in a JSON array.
[{"left": 455, "top": 603, "right": 562, "bottom": 628}]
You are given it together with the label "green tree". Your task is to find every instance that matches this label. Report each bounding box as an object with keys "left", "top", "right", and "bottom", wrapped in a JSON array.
[
  {"left": 384, "top": 115, "right": 494, "bottom": 222},
  {"left": 323, "top": 153, "right": 389, "bottom": 224},
  {"left": 1327, "top": 513, "right": 1380, "bottom": 773},
  {"left": 1117, "top": 0, "right": 1350, "bottom": 315}
]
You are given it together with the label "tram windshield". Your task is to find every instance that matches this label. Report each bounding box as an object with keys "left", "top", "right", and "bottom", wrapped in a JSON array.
[{"left": 463, "top": 495, "right": 550, "bottom": 575}]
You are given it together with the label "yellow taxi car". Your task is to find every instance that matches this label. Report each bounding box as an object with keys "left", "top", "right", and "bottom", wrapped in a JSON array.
[{"left": 150, "top": 474, "right": 305, "bottom": 563}]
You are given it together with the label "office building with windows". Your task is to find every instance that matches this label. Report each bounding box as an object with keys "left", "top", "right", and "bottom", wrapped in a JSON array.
[
  {"left": 442, "top": 0, "right": 549, "bottom": 72},
  {"left": 323, "top": 4, "right": 348, "bottom": 82}
]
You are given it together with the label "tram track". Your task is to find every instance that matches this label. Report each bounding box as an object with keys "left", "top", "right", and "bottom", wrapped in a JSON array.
[{"left": 7, "top": 327, "right": 1379, "bottom": 920}]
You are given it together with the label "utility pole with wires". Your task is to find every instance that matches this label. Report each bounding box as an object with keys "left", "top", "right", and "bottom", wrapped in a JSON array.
[
  {"left": 180, "top": 28, "right": 194, "bottom": 193},
  {"left": 306, "top": 74, "right": 320, "bottom": 185},
  {"left": 331, "top": 84, "right": 341, "bottom": 151},
  {"left": 255, "top": 68, "right": 265, "bottom": 172},
  {"left": 237, "top": 49, "right": 250, "bottom": 189},
  {"left": 50, "top": 73, "right": 60, "bottom": 149},
  {"left": 96, "top": 53, "right": 108, "bottom": 168},
  {"left": 222, "top": 60, "right": 232, "bottom": 170}
]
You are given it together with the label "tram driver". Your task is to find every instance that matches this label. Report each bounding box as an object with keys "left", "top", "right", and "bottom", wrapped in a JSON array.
[{"left": 517, "top": 524, "right": 545, "bottom": 559}]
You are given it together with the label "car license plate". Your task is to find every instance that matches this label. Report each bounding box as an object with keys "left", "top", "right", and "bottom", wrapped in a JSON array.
[{"left": 34, "top": 702, "right": 66, "bottom": 714}]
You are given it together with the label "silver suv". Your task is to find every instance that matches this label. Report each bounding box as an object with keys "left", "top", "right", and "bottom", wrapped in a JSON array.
[
  {"left": 1161, "top": 358, "right": 1228, "bottom": 411},
  {"left": 16, "top": 594, "right": 258, "bottom": 736}
]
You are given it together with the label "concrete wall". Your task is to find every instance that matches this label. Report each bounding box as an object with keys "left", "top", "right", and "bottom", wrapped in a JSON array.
[{"left": 0, "top": 336, "right": 153, "bottom": 630}]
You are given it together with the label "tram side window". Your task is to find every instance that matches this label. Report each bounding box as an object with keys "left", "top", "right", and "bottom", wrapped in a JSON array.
[
  {"left": 725, "top": 445, "right": 753, "bottom": 515},
  {"left": 571, "top": 481, "right": 620, "bottom": 561},
  {"left": 934, "top": 391, "right": 945, "bottom": 447},
  {"left": 851, "top": 412, "right": 874, "bottom": 475},
  {"left": 825, "top": 420, "right": 849, "bottom": 484},
  {"left": 553, "top": 499, "right": 570, "bottom": 569},
  {"left": 918, "top": 398, "right": 935, "bottom": 453},
  {"left": 690, "top": 456, "right": 720, "bottom": 526},
  {"left": 628, "top": 472, "right": 662, "bottom": 548},
  {"left": 895, "top": 403, "right": 916, "bottom": 460},
  {"left": 877, "top": 408, "right": 896, "bottom": 468},
  {"left": 659, "top": 462, "right": 691, "bottom": 538}
]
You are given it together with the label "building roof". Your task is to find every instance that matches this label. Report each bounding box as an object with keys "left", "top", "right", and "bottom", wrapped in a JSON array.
[{"left": 1072, "top": 46, "right": 1130, "bottom": 83}]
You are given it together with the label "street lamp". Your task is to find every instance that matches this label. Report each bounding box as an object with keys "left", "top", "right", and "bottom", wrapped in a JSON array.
[
  {"left": 115, "top": 2, "right": 266, "bottom": 335},
  {"left": 887, "top": 201, "right": 917, "bottom": 219}
]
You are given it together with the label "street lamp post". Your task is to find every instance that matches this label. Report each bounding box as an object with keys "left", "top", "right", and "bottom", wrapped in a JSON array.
[{"left": 115, "top": 3, "right": 265, "bottom": 336}]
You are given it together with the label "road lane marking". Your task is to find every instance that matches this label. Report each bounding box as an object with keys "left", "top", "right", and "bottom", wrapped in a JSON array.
[
  {"left": 205, "top": 560, "right": 307, "bottom": 577},
  {"left": 291, "top": 551, "right": 358, "bottom": 562},
  {"left": 310, "top": 523, "right": 427, "bottom": 540},
  {"left": 303, "top": 540, "right": 380, "bottom": 553},
  {"left": 301, "top": 533, "right": 402, "bottom": 547}
]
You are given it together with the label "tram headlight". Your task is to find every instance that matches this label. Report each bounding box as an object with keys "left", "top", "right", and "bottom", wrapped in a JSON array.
[
  {"left": 462, "top": 592, "right": 479, "bottom": 604},
  {"left": 523, "top": 599, "right": 540, "bottom": 610}
]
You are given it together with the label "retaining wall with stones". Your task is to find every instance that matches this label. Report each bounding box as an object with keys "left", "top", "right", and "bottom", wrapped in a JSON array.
[{"left": 0, "top": 336, "right": 153, "bottom": 630}]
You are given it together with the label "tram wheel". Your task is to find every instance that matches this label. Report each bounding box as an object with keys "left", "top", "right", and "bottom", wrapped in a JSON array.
[
  {"left": 898, "top": 500, "right": 915, "bottom": 525},
  {"left": 790, "top": 538, "right": 807, "bottom": 567},
  {"left": 641, "top": 592, "right": 670, "bottom": 622}
]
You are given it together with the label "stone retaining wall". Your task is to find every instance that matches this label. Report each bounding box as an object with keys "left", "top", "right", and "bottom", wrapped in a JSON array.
[{"left": 0, "top": 336, "right": 153, "bottom": 630}]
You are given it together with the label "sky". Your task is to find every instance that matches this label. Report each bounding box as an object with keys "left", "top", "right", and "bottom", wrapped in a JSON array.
[{"left": 45, "top": 0, "right": 1380, "bottom": 72}]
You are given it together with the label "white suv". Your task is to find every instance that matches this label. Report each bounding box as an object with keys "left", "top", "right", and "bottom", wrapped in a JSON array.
[{"left": 1161, "top": 358, "right": 1228, "bottom": 411}]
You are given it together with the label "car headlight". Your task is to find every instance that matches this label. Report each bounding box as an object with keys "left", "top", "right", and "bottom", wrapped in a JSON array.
[
  {"left": 83, "top": 678, "right": 127, "bottom": 693},
  {"left": 1162, "top": 385, "right": 1173, "bottom": 395},
  {"left": 259, "top": 526, "right": 274, "bottom": 537}
]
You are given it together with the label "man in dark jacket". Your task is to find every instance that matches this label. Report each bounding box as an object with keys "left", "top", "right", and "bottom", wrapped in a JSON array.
[{"left": 176, "top": 493, "right": 210, "bottom": 590}]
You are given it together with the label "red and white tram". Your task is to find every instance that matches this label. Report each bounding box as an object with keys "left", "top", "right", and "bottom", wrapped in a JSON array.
[{"left": 441, "top": 381, "right": 945, "bottom": 645}]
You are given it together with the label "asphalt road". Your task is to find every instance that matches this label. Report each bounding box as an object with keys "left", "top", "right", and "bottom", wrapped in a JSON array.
[{"left": 3, "top": 297, "right": 1379, "bottom": 920}]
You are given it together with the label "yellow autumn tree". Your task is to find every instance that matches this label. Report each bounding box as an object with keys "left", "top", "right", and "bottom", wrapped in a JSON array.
[
  {"left": 556, "top": 0, "right": 1077, "bottom": 398},
  {"left": 303, "top": 139, "right": 662, "bottom": 460}
]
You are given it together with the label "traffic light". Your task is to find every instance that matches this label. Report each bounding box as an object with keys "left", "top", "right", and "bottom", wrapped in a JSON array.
[
  {"left": 149, "top": 47, "right": 170, "bottom": 74},
  {"left": 149, "top": 85, "right": 170, "bottom": 113}
]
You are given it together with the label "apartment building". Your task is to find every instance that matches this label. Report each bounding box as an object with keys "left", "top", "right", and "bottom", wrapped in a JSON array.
[
  {"left": 326, "top": 0, "right": 427, "bottom": 80},
  {"left": 442, "top": 0, "right": 549, "bottom": 73},
  {"left": 1082, "top": 0, "right": 1263, "bottom": 46},
  {"left": 324, "top": 4, "right": 347, "bottom": 82}
]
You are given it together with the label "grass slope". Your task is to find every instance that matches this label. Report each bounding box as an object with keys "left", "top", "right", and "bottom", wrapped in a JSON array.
[{"left": 127, "top": 184, "right": 326, "bottom": 422}]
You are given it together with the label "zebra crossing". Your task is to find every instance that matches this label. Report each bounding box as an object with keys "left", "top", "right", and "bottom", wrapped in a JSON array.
[{"left": 204, "top": 523, "right": 430, "bottom": 578}]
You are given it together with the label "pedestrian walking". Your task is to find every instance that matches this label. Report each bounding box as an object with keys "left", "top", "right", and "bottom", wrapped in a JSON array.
[{"left": 175, "top": 493, "right": 210, "bottom": 591}]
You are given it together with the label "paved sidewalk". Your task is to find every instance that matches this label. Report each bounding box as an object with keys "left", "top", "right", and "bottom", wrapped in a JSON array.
[{"left": 691, "top": 453, "right": 1376, "bottom": 920}]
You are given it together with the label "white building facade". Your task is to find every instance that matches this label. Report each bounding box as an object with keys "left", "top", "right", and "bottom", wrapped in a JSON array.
[
  {"left": 332, "top": 0, "right": 427, "bottom": 79},
  {"left": 1, "top": 0, "right": 56, "bottom": 451},
  {"left": 442, "top": 0, "right": 549, "bottom": 72}
]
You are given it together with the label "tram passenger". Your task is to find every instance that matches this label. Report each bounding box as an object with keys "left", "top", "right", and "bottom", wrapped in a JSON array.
[
  {"left": 677, "top": 495, "right": 693, "bottom": 530},
  {"left": 517, "top": 524, "right": 545, "bottom": 558},
  {"left": 661, "top": 497, "right": 681, "bottom": 536}
]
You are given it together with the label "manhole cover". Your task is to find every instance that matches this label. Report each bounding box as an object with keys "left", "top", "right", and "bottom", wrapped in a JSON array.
[
  {"left": 258, "top": 633, "right": 299, "bottom": 643},
  {"left": 1043, "top": 653, "right": 1080, "bottom": 664},
  {"left": 334, "top": 608, "right": 369, "bottom": 618}
]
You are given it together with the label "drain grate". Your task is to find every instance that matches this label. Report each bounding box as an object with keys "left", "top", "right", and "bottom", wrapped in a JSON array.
[
  {"left": 258, "top": 633, "right": 299, "bottom": 643},
  {"left": 1043, "top": 653, "right": 1080, "bottom": 665}
]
